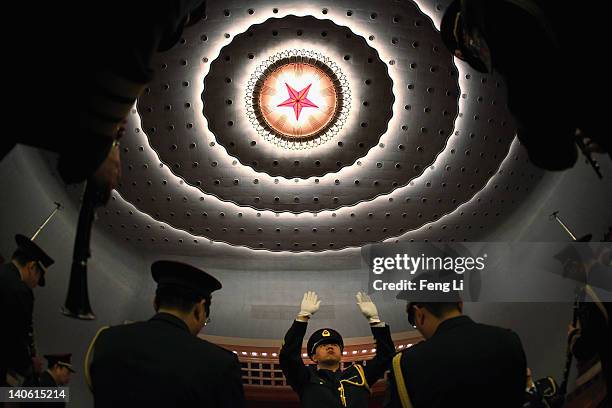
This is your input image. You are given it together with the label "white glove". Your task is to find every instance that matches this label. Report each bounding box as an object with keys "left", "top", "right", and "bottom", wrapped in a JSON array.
[
  {"left": 298, "top": 291, "right": 321, "bottom": 318},
  {"left": 356, "top": 292, "right": 381, "bottom": 324}
]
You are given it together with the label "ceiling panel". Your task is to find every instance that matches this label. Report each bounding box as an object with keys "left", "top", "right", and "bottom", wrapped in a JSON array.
[{"left": 100, "top": 0, "right": 545, "bottom": 252}]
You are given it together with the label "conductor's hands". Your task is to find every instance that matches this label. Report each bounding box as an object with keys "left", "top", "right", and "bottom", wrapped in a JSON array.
[
  {"left": 356, "top": 292, "right": 381, "bottom": 324},
  {"left": 298, "top": 291, "right": 321, "bottom": 320}
]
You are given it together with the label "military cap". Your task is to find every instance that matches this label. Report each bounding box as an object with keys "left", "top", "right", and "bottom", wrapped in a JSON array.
[
  {"left": 440, "top": 0, "right": 491, "bottom": 73},
  {"left": 307, "top": 328, "right": 344, "bottom": 358},
  {"left": 15, "top": 234, "right": 54, "bottom": 287},
  {"left": 151, "top": 260, "right": 221, "bottom": 298},
  {"left": 44, "top": 353, "right": 75, "bottom": 373}
]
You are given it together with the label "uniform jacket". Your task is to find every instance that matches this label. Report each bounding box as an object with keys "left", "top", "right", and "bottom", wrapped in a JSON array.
[
  {"left": 90, "top": 312, "right": 244, "bottom": 407},
  {"left": 571, "top": 297, "right": 612, "bottom": 395},
  {"left": 280, "top": 320, "right": 395, "bottom": 408},
  {"left": 38, "top": 370, "right": 58, "bottom": 387},
  {"left": 0, "top": 263, "right": 35, "bottom": 382},
  {"left": 385, "top": 316, "right": 526, "bottom": 408},
  {"left": 26, "top": 371, "right": 65, "bottom": 408}
]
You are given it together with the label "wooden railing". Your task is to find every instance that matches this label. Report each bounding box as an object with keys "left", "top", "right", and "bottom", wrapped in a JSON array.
[{"left": 200, "top": 331, "right": 422, "bottom": 405}]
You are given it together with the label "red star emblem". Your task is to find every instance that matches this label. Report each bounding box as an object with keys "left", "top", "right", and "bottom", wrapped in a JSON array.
[{"left": 277, "top": 83, "right": 319, "bottom": 121}]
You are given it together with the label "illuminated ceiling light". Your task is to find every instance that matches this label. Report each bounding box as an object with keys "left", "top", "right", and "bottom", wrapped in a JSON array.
[
  {"left": 262, "top": 352, "right": 268, "bottom": 357},
  {"left": 116, "top": 6, "right": 527, "bottom": 252},
  {"left": 272, "top": 353, "right": 278, "bottom": 357},
  {"left": 302, "top": 353, "right": 308, "bottom": 357},
  {"left": 352, "top": 350, "right": 358, "bottom": 355},
  {"left": 246, "top": 49, "right": 350, "bottom": 149},
  {"left": 398, "top": 345, "right": 405, "bottom": 349}
]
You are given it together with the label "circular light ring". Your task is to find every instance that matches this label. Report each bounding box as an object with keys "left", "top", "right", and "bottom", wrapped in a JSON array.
[
  {"left": 198, "top": 14, "right": 394, "bottom": 179},
  {"left": 106, "top": 137, "right": 542, "bottom": 253},
  {"left": 111, "top": 0, "right": 541, "bottom": 252},
  {"left": 140, "top": 9, "right": 463, "bottom": 211},
  {"left": 246, "top": 50, "right": 351, "bottom": 148},
  {"left": 113, "top": 104, "right": 538, "bottom": 252}
]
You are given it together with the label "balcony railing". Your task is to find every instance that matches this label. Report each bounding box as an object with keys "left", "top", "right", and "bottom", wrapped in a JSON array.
[{"left": 200, "top": 331, "right": 422, "bottom": 403}]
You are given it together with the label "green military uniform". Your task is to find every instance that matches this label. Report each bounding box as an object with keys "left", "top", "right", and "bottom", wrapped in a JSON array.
[
  {"left": 24, "top": 354, "right": 75, "bottom": 408},
  {"left": 0, "top": 262, "right": 36, "bottom": 386},
  {"left": 0, "top": 235, "right": 53, "bottom": 387},
  {"left": 280, "top": 320, "right": 395, "bottom": 408}
]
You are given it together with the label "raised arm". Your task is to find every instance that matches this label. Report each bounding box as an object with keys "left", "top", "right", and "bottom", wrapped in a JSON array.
[
  {"left": 279, "top": 291, "right": 320, "bottom": 394},
  {"left": 356, "top": 292, "right": 395, "bottom": 387}
]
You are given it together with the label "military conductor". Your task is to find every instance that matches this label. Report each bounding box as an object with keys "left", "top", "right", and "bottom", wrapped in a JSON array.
[
  {"left": 385, "top": 271, "right": 527, "bottom": 408},
  {"left": 280, "top": 291, "right": 395, "bottom": 408},
  {"left": 87, "top": 260, "right": 244, "bottom": 407}
]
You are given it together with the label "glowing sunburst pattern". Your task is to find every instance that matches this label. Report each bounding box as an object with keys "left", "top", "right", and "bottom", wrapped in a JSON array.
[
  {"left": 246, "top": 50, "right": 350, "bottom": 149},
  {"left": 259, "top": 61, "right": 335, "bottom": 138}
]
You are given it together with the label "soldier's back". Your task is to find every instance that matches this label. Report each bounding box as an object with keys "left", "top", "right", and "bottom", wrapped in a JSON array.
[
  {"left": 91, "top": 312, "right": 242, "bottom": 407},
  {"left": 396, "top": 316, "right": 526, "bottom": 408}
]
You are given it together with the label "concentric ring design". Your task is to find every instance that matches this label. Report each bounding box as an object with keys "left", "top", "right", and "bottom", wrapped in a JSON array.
[
  {"left": 197, "top": 15, "right": 394, "bottom": 179},
  {"left": 246, "top": 50, "right": 350, "bottom": 148},
  {"left": 139, "top": 11, "right": 460, "bottom": 207},
  {"left": 104, "top": 0, "right": 545, "bottom": 252}
]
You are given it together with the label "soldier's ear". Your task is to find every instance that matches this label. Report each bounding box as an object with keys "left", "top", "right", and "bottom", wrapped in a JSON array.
[
  {"left": 416, "top": 307, "right": 426, "bottom": 326},
  {"left": 457, "top": 301, "right": 463, "bottom": 313},
  {"left": 153, "top": 296, "right": 159, "bottom": 312},
  {"left": 27, "top": 261, "right": 37, "bottom": 273},
  {"left": 193, "top": 299, "right": 205, "bottom": 321}
]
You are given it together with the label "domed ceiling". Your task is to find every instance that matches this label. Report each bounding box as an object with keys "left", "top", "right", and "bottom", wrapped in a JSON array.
[{"left": 100, "top": 0, "right": 544, "bottom": 253}]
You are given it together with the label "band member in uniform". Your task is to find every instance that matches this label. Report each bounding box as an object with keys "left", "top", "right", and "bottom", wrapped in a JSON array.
[
  {"left": 386, "top": 271, "right": 527, "bottom": 408},
  {"left": 523, "top": 368, "right": 561, "bottom": 408},
  {"left": 39, "top": 354, "right": 74, "bottom": 387},
  {"left": 280, "top": 291, "right": 395, "bottom": 408},
  {"left": 0, "top": 235, "right": 53, "bottom": 387},
  {"left": 556, "top": 238, "right": 611, "bottom": 404},
  {"left": 568, "top": 288, "right": 611, "bottom": 405},
  {"left": 23, "top": 354, "right": 75, "bottom": 408},
  {"left": 86, "top": 260, "right": 244, "bottom": 407}
]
